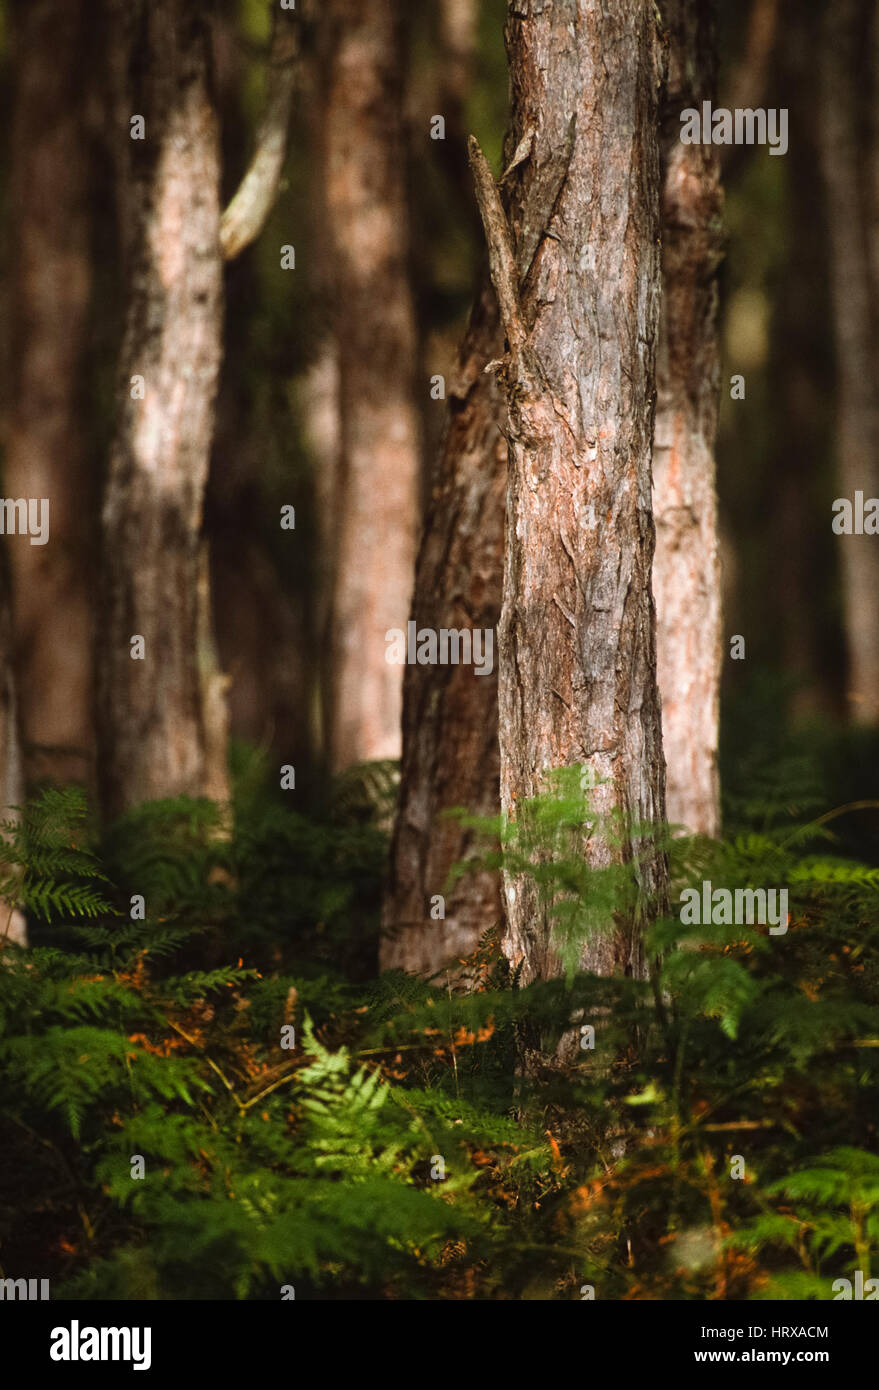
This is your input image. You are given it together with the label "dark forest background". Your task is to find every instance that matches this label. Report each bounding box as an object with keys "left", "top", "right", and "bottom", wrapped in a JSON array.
[{"left": 1, "top": 0, "right": 878, "bottom": 1303}]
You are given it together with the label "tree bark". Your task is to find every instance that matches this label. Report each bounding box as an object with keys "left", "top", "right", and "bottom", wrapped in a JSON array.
[
  {"left": 652, "top": 0, "right": 724, "bottom": 838},
  {"left": 819, "top": 0, "right": 879, "bottom": 724},
  {"left": 6, "top": 0, "right": 94, "bottom": 792},
  {"left": 473, "top": 0, "right": 669, "bottom": 986},
  {"left": 323, "top": 0, "right": 421, "bottom": 772},
  {"left": 381, "top": 275, "right": 506, "bottom": 974},
  {"left": 99, "top": 0, "right": 226, "bottom": 818}
]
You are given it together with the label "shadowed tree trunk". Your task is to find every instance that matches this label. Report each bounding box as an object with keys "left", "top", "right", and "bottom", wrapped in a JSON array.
[
  {"left": 721, "top": 0, "right": 779, "bottom": 184},
  {"left": 471, "top": 0, "right": 669, "bottom": 986},
  {"left": 872, "top": 2, "right": 879, "bottom": 309},
  {"left": 769, "top": 0, "right": 841, "bottom": 719},
  {"left": 209, "top": 5, "right": 310, "bottom": 777},
  {"left": 0, "top": 560, "right": 26, "bottom": 946},
  {"left": 299, "top": 0, "right": 344, "bottom": 765},
  {"left": 652, "top": 0, "right": 724, "bottom": 838},
  {"left": 323, "top": 0, "right": 421, "bottom": 772},
  {"left": 99, "top": 0, "right": 226, "bottom": 818},
  {"left": 435, "top": 0, "right": 482, "bottom": 232},
  {"left": 381, "top": 275, "right": 506, "bottom": 974},
  {"left": 6, "top": 0, "right": 94, "bottom": 793},
  {"left": 820, "top": 0, "right": 879, "bottom": 725},
  {"left": 380, "top": 1, "right": 505, "bottom": 977},
  {"left": 439, "top": 0, "right": 478, "bottom": 116}
]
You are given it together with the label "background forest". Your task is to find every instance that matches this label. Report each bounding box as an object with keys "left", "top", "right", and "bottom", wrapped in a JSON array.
[{"left": 1, "top": 0, "right": 879, "bottom": 1304}]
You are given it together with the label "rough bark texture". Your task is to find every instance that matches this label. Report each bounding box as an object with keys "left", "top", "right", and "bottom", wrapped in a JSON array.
[
  {"left": 652, "top": 0, "right": 723, "bottom": 838},
  {"left": 324, "top": 0, "right": 421, "bottom": 772},
  {"left": 381, "top": 276, "right": 506, "bottom": 974},
  {"left": 99, "top": 1, "right": 226, "bottom": 817},
  {"left": 819, "top": 0, "right": 879, "bottom": 724},
  {"left": 6, "top": 0, "right": 94, "bottom": 791},
  {"left": 475, "top": 0, "right": 669, "bottom": 985}
]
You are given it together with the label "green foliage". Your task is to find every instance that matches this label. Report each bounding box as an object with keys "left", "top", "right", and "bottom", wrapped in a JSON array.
[
  {"left": 1, "top": 763, "right": 878, "bottom": 1300},
  {"left": 0, "top": 786, "right": 112, "bottom": 928}
]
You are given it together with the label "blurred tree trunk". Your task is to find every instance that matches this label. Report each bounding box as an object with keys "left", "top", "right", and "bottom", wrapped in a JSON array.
[
  {"left": 820, "top": 0, "right": 879, "bottom": 724},
  {"left": 381, "top": 275, "right": 505, "bottom": 974},
  {"left": 473, "top": 0, "right": 668, "bottom": 985},
  {"left": 99, "top": 0, "right": 226, "bottom": 817},
  {"left": 209, "top": 7, "right": 313, "bottom": 780},
  {"left": 323, "top": 0, "right": 421, "bottom": 772},
  {"left": 770, "top": 1, "right": 841, "bottom": 719},
  {"left": 411, "top": 0, "right": 484, "bottom": 491},
  {"left": 300, "top": 0, "right": 343, "bottom": 765},
  {"left": 435, "top": 0, "right": 481, "bottom": 231},
  {"left": 721, "top": 0, "right": 779, "bottom": 183},
  {"left": 0, "top": 561, "right": 26, "bottom": 946},
  {"left": 652, "top": 0, "right": 724, "bottom": 838},
  {"left": 872, "top": 3, "right": 879, "bottom": 305},
  {"left": 6, "top": 0, "right": 94, "bottom": 792},
  {"left": 439, "top": 0, "right": 478, "bottom": 115}
]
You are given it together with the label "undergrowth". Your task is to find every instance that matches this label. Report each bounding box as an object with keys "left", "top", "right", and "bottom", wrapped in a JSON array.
[{"left": 1, "top": 727, "right": 878, "bottom": 1300}]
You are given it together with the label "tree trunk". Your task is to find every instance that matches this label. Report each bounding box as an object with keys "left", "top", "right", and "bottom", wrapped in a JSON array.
[
  {"left": 770, "top": 1, "right": 841, "bottom": 719},
  {"left": 6, "top": 0, "right": 94, "bottom": 792},
  {"left": 472, "top": 0, "right": 669, "bottom": 986},
  {"left": 435, "top": 0, "right": 482, "bottom": 233},
  {"left": 99, "top": 0, "right": 226, "bottom": 818},
  {"left": 819, "top": 0, "right": 879, "bottom": 724},
  {"left": 300, "top": 1, "right": 344, "bottom": 766},
  {"left": 323, "top": 0, "right": 421, "bottom": 772},
  {"left": 438, "top": 0, "right": 478, "bottom": 113},
  {"left": 209, "top": 7, "right": 312, "bottom": 782},
  {"left": 652, "top": 0, "right": 724, "bottom": 838},
  {"left": 381, "top": 275, "right": 506, "bottom": 974},
  {"left": 0, "top": 560, "right": 27, "bottom": 947}
]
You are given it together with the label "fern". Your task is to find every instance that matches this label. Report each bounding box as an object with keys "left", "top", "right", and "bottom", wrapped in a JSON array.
[{"left": 2, "top": 765, "right": 879, "bottom": 1301}]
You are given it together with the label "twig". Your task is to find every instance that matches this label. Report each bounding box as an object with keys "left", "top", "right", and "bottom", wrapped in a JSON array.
[
  {"left": 239, "top": 1066, "right": 300, "bottom": 1111},
  {"left": 166, "top": 1018, "right": 246, "bottom": 1108},
  {"left": 220, "top": 8, "right": 299, "bottom": 260},
  {"left": 468, "top": 136, "right": 527, "bottom": 361}
]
